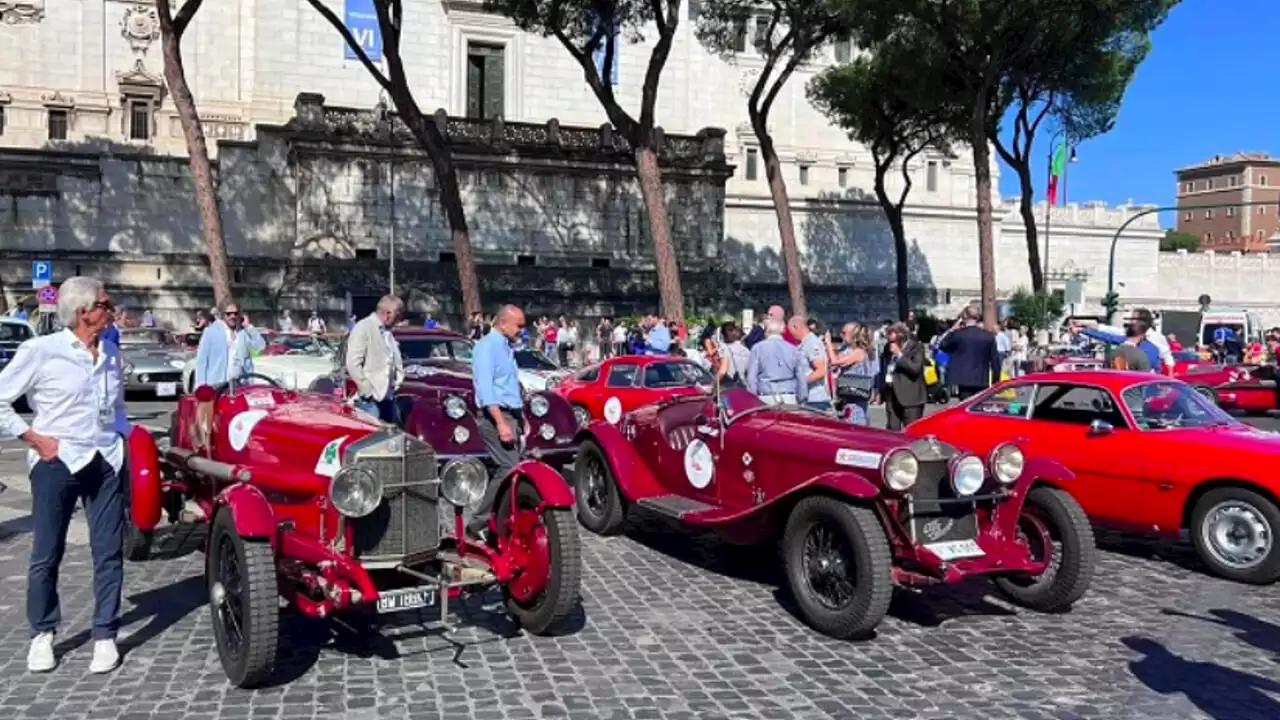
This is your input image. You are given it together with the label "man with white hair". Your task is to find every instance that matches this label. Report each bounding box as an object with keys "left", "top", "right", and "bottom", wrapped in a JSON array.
[
  {"left": 194, "top": 298, "right": 265, "bottom": 388},
  {"left": 346, "top": 295, "right": 405, "bottom": 423},
  {"left": 746, "top": 318, "right": 807, "bottom": 405},
  {"left": 0, "top": 277, "right": 129, "bottom": 674}
]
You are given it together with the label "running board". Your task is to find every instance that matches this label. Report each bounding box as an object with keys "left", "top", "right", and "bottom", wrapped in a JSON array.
[{"left": 637, "top": 494, "right": 716, "bottom": 519}]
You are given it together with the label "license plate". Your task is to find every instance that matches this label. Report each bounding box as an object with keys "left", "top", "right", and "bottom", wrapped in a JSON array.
[
  {"left": 926, "top": 539, "right": 986, "bottom": 561},
  {"left": 375, "top": 587, "right": 436, "bottom": 614},
  {"left": 155, "top": 382, "right": 177, "bottom": 397}
]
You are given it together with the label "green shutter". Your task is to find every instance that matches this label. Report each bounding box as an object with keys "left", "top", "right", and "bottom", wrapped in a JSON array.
[
  {"left": 483, "top": 50, "right": 505, "bottom": 120},
  {"left": 466, "top": 53, "right": 482, "bottom": 119}
]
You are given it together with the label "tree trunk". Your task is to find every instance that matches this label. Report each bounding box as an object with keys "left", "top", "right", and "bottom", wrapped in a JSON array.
[
  {"left": 758, "top": 132, "right": 806, "bottom": 317},
  {"left": 872, "top": 174, "right": 910, "bottom": 321},
  {"left": 1015, "top": 161, "right": 1044, "bottom": 294},
  {"left": 0, "top": 276, "right": 8, "bottom": 314},
  {"left": 634, "top": 145, "right": 685, "bottom": 323},
  {"left": 436, "top": 167, "right": 482, "bottom": 317},
  {"left": 970, "top": 119, "right": 998, "bottom": 331},
  {"left": 158, "top": 11, "right": 232, "bottom": 306}
]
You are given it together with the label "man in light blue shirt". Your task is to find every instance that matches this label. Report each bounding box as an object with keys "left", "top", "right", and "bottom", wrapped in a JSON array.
[
  {"left": 646, "top": 315, "right": 672, "bottom": 355},
  {"left": 790, "top": 316, "right": 833, "bottom": 412},
  {"left": 469, "top": 304, "right": 527, "bottom": 541},
  {"left": 746, "top": 320, "right": 807, "bottom": 404},
  {"left": 194, "top": 299, "right": 265, "bottom": 387}
]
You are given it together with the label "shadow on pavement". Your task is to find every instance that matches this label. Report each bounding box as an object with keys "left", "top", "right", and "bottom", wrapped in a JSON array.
[
  {"left": 1162, "top": 608, "right": 1280, "bottom": 660},
  {"left": 1122, "top": 635, "right": 1280, "bottom": 720},
  {"left": 54, "top": 575, "right": 208, "bottom": 658}
]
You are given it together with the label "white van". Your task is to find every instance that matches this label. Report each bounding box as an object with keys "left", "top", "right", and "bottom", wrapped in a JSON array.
[{"left": 1198, "top": 307, "right": 1263, "bottom": 346}]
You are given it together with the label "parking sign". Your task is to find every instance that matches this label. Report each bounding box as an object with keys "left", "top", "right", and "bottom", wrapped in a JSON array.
[{"left": 32, "top": 260, "right": 52, "bottom": 289}]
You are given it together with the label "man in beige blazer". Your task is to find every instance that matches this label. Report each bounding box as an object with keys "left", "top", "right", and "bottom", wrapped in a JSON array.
[{"left": 346, "top": 295, "right": 405, "bottom": 423}]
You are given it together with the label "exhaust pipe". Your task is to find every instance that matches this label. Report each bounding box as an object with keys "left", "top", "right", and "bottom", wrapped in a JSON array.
[{"left": 165, "top": 447, "right": 252, "bottom": 483}]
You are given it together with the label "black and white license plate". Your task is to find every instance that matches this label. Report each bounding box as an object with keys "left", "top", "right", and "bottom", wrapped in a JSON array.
[
  {"left": 925, "top": 539, "right": 986, "bottom": 561},
  {"left": 375, "top": 587, "right": 437, "bottom": 614}
]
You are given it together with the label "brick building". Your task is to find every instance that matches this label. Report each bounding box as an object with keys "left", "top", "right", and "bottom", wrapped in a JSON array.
[{"left": 1176, "top": 152, "right": 1280, "bottom": 252}]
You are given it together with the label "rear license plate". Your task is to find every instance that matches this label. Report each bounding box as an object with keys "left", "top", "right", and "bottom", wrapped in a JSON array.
[
  {"left": 375, "top": 587, "right": 436, "bottom": 614},
  {"left": 155, "top": 382, "right": 177, "bottom": 397},
  {"left": 926, "top": 539, "right": 985, "bottom": 561}
]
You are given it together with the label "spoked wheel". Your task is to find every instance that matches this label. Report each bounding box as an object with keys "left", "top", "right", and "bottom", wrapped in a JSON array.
[
  {"left": 497, "top": 479, "right": 582, "bottom": 634},
  {"left": 1190, "top": 487, "right": 1280, "bottom": 584},
  {"left": 994, "top": 486, "right": 1096, "bottom": 611},
  {"left": 782, "top": 497, "right": 892, "bottom": 639},
  {"left": 573, "top": 441, "right": 627, "bottom": 535},
  {"left": 207, "top": 510, "right": 279, "bottom": 688},
  {"left": 572, "top": 404, "right": 591, "bottom": 429}
]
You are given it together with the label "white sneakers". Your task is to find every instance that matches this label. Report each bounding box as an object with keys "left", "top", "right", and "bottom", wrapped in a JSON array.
[
  {"left": 26, "top": 633, "right": 121, "bottom": 674},
  {"left": 27, "top": 632, "right": 55, "bottom": 673}
]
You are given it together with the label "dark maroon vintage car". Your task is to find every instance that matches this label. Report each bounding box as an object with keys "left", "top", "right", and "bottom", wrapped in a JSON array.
[
  {"left": 573, "top": 389, "right": 1097, "bottom": 639},
  {"left": 311, "top": 328, "right": 579, "bottom": 473}
]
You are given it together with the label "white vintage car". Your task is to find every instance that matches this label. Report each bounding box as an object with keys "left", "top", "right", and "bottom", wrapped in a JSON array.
[{"left": 181, "top": 333, "right": 337, "bottom": 392}]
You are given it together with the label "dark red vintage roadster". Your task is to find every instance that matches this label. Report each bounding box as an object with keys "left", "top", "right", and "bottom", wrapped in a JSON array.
[
  {"left": 127, "top": 376, "right": 582, "bottom": 688},
  {"left": 572, "top": 389, "right": 1096, "bottom": 639}
]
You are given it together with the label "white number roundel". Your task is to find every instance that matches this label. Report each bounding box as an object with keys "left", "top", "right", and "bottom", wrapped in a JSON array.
[
  {"left": 684, "top": 439, "right": 714, "bottom": 489},
  {"left": 603, "top": 397, "right": 623, "bottom": 424},
  {"left": 227, "top": 410, "right": 269, "bottom": 452}
]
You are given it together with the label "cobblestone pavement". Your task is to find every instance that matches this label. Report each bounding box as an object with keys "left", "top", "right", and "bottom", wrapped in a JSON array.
[{"left": 0, "top": 402, "right": 1277, "bottom": 720}]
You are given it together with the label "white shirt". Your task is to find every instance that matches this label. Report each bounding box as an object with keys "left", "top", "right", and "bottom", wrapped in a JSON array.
[
  {"left": 0, "top": 329, "right": 130, "bottom": 474},
  {"left": 612, "top": 326, "right": 627, "bottom": 343},
  {"left": 308, "top": 317, "right": 324, "bottom": 333},
  {"left": 225, "top": 324, "right": 238, "bottom": 376}
]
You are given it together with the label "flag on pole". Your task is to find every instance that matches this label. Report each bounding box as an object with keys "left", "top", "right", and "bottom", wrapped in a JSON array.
[{"left": 1047, "top": 142, "right": 1067, "bottom": 206}]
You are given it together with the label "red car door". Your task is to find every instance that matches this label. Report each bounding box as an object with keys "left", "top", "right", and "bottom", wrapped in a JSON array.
[
  {"left": 597, "top": 362, "right": 642, "bottom": 422},
  {"left": 1023, "top": 382, "right": 1155, "bottom": 532}
]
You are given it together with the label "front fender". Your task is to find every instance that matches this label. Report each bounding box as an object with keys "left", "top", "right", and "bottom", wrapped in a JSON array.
[
  {"left": 574, "top": 421, "right": 667, "bottom": 500},
  {"left": 1023, "top": 457, "right": 1075, "bottom": 488},
  {"left": 504, "top": 459, "right": 575, "bottom": 508},
  {"left": 214, "top": 483, "right": 278, "bottom": 540},
  {"left": 127, "top": 425, "right": 163, "bottom": 531},
  {"left": 804, "top": 470, "right": 882, "bottom": 500}
]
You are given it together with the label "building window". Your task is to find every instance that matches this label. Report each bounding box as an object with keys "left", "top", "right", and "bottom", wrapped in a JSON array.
[
  {"left": 834, "top": 36, "right": 852, "bottom": 63},
  {"left": 1227, "top": 231, "right": 1234, "bottom": 239},
  {"left": 465, "top": 43, "right": 505, "bottom": 120},
  {"left": 731, "top": 17, "right": 747, "bottom": 52},
  {"left": 798, "top": 164, "right": 810, "bottom": 186},
  {"left": 1261, "top": 174, "right": 1270, "bottom": 186},
  {"left": 838, "top": 167, "right": 848, "bottom": 188},
  {"left": 1204, "top": 233, "right": 1212, "bottom": 243},
  {"left": 1182, "top": 182, "right": 1191, "bottom": 193},
  {"left": 1259, "top": 230, "right": 1266, "bottom": 240},
  {"left": 128, "top": 99, "right": 151, "bottom": 140},
  {"left": 47, "top": 109, "right": 68, "bottom": 140},
  {"left": 1260, "top": 205, "right": 1268, "bottom": 215},
  {"left": 1204, "top": 209, "right": 1213, "bottom": 219},
  {"left": 1183, "top": 211, "right": 1192, "bottom": 221},
  {"left": 926, "top": 161, "right": 939, "bottom": 192},
  {"left": 1227, "top": 206, "right": 1235, "bottom": 217},
  {"left": 754, "top": 15, "right": 770, "bottom": 49},
  {"left": 744, "top": 148, "right": 758, "bottom": 180}
]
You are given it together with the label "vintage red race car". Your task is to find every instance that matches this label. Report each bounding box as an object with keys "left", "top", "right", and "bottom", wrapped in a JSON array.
[
  {"left": 909, "top": 371, "right": 1280, "bottom": 584},
  {"left": 1175, "top": 363, "right": 1279, "bottom": 415},
  {"left": 571, "top": 389, "right": 1095, "bottom": 639},
  {"left": 127, "top": 376, "right": 582, "bottom": 687},
  {"left": 554, "top": 355, "right": 713, "bottom": 428}
]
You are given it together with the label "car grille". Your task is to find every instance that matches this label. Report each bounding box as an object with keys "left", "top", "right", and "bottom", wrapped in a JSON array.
[
  {"left": 351, "top": 445, "right": 440, "bottom": 563},
  {"left": 907, "top": 459, "right": 979, "bottom": 545}
]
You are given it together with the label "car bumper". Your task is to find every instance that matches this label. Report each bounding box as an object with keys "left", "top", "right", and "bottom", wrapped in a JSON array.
[
  {"left": 893, "top": 531, "right": 1049, "bottom": 587},
  {"left": 125, "top": 372, "right": 184, "bottom": 394}
]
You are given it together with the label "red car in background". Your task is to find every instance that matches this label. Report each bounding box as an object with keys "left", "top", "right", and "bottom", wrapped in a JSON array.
[
  {"left": 1175, "top": 362, "right": 1279, "bottom": 415},
  {"left": 553, "top": 355, "right": 713, "bottom": 428},
  {"left": 909, "top": 371, "right": 1280, "bottom": 584}
]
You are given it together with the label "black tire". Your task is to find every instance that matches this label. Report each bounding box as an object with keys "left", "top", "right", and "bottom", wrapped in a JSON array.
[
  {"left": 499, "top": 480, "right": 583, "bottom": 634},
  {"left": 207, "top": 509, "right": 279, "bottom": 688},
  {"left": 1192, "top": 385, "right": 1218, "bottom": 405},
  {"left": 573, "top": 441, "right": 627, "bottom": 535},
  {"left": 124, "top": 522, "right": 153, "bottom": 561},
  {"left": 994, "top": 485, "right": 1096, "bottom": 611},
  {"left": 782, "top": 496, "right": 893, "bottom": 639},
  {"left": 1189, "top": 486, "right": 1280, "bottom": 584},
  {"left": 571, "top": 404, "right": 591, "bottom": 429}
]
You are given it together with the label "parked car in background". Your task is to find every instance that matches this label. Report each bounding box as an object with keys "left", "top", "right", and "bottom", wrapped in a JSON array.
[
  {"left": 553, "top": 355, "right": 713, "bottom": 429},
  {"left": 909, "top": 372, "right": 1280, "bottom": 584},
  {"left": 389, "top": 327, "right": 567, "bottom": 392},
  {"left": 118, "top": 328, "right": 191, "bottom": 397},
  {"left": 0, "top": 316, "right": 35, "bottom": 373},
  {"left": 515, "top": 347, "right": 570, "bottom": 391},
  {"left": 1176, "top": 362, "right": 1278, "bottom": 414}
]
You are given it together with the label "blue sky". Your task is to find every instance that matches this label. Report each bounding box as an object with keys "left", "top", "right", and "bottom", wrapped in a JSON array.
[{"left": 998, "top": 0, "right": 1278, "bottom": 215}]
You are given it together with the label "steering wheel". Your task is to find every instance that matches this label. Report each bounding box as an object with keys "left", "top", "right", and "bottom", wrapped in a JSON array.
[{"left": 215, "top": 373, "right": 284, "bottom": 402}]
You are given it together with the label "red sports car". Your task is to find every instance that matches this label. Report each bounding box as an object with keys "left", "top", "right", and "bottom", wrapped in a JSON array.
[
  {"left": 909, "top": 371, "right": 1280, "bottom": 584},
  {"left": 1175, "top": 362, "right": 1278, "bottom": 415},
  {"left": 553, "top": 355, "right": 712, "bottom": 428}
]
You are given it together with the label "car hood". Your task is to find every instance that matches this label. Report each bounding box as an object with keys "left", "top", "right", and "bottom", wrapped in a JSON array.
[
  {"left": 125, "top": 350, "right": 188, "bottom": 367},
  {"left": 735, "top": 407, "right": 926, "bottom": 469},
  {"left": 401, "top": 360, "right": 473, "bottom": 391}
]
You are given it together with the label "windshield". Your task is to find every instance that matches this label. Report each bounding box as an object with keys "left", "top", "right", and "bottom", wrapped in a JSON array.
[
  {"left": 0, "top": 322, "right": 33, "bottom": 344},
  {"left": 399, "top": 338, "right": 474, "bottom": 362},
  {"left": 515, "top": 349, "right": 559, "bottom": 371},
  {"left": 118, "top": 330, "right": 170, "bottom": 347},
  {"left": 270, "top": 335, "right": 330, "bottom": 355},
  {"left": 1122, "top": 381, "right": 1237, "bottom": 430},
  {"left": 1202, "top": 323, "right": 1244, "bottom": 346},
  {"left": 642, "top": 361, "right": 713, "bottom": 389}
]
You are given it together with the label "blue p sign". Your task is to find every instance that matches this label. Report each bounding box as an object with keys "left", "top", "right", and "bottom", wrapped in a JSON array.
[{"left": 32, "top": 261, "right": 52, "bottom": 289}]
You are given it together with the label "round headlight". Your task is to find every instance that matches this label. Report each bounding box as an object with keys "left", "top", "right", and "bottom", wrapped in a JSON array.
[
  {"left": 951, "top": 456, "right": 986, "bottom": 496},
  {"left": 440, "top": 458, "right": 488, "bottom": 508},
  {"left": 530, "top": 395, "right": 550, "bottom": 417},
  {"left": 990, "top": 444, "right": 1024, "bottom": 485},
  {"left": 539, "top": 422, "right": 555, "bottom": 440},
  {"left": 443, "top": 395, "right": 467, "bottom": 420},
  {"left": 452, "top": 426, "right": 471, "bottom": 444},
  {"left": 139, "top": 373, "right": 150, "bottom": 383},
  {"left": 123, "top": 362, "right": 134, "bottom": 375},
  {"left": 882, "top": 449, "right": 919, "bottom": 492},
  {"left": 329, "top": 466, "right": 382, "bottom": 518}
]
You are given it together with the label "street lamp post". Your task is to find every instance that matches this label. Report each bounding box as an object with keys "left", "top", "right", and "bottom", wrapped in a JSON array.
[
  {"left": 1042, "top": 129, "right": 1078, "bottom": 291},
  {"left": 1105, "top": 200, "right": 1280, "bottom": 323}
]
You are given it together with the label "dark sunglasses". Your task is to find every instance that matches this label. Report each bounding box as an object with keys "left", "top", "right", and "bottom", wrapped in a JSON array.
[
  {"left": 91, "top": 301, "right": 114, "bottom": 311},
  {"left": 224, "top": 311, "right": 241, "bottom": 317}
]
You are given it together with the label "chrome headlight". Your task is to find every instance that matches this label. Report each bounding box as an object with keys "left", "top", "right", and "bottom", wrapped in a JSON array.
[
  {"left": 123, "top": 361, "right": 135, "bottom": 376},
  {"left": 951, "top": 455, "right": 985, "bottom": 496},
  {"left": 452, "top": 426, "right": 471, "bottom": 444},
  {"left": 443, "top": 395, "right": 467, "bottom": 420},
  {"left": 529, "top": 394, "right": 550, "bottom": 417},
  {"left": 882, "top": 449, "right": 919, "bottom": 492},
  {"left": 169, "top": 359, "right": 185, "bottom": 369},
  {"left": 440, "top": 458, "right": 488, "bottom": 508},
  {"left": 139, "top": 373, "right": 150, "bottom": 383},
  {"left": 990, "top": 443, "right": 1024, "bottom": 485},
  {"left": 329, "top": 466, "right": 382, "bottom": 518},
  {"left": 539, "top": 422, "right": 555, "bottom": 440}
]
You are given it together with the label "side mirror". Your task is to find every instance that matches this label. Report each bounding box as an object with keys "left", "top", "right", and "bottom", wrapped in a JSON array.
[{"left": 1088, "top": 419, "right": 1114, "bottom": 436}]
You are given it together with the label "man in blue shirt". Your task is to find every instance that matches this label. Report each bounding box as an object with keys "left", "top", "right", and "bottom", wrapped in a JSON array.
[
  {"left": 646, "top": 315, "right": 671, "bottom": 355},
  {"left": 469, "top": 304, "right": 527, "bottom": 540},
  {"left": 746, "top": 320, "right": 807, "bottom": 404}
]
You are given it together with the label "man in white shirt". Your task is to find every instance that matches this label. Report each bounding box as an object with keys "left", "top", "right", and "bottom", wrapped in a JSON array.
[{"left": 0, "top": 277, "right": 129, "bottom": 675}]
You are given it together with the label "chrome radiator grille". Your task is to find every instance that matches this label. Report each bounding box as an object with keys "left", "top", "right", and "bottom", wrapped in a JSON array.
[
  {"left": 907, "top": 459, "right": 979, "bottom": 545},
  {"left": 349, "top": 436, "right": 440, "bottom": 563}
]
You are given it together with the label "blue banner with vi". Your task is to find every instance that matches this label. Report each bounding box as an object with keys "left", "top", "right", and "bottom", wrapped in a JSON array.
[{"left": 344, "top": 0, "right": 383, "bottom": 61}]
